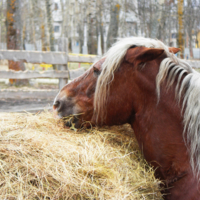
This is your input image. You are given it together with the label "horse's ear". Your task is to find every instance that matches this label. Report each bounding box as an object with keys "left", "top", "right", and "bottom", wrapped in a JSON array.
[
  {"left": 169, "top": 47, "right": 180, "bottom": 54},
  {"left": 125, "top": 47, "right": 164, "bottom": 66}
]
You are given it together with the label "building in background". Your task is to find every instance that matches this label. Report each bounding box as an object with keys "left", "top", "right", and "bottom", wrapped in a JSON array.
[{"left": 52, "top": 1, "right": 62, "bottom": 40}]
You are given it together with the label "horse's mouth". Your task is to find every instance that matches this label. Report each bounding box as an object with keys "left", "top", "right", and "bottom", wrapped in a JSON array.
[
  {"left": 64, "top": 116, "right": 81, "bottom": 128},
  {"left": 54, "top": 108, "right": 94, "bottom": 129}
]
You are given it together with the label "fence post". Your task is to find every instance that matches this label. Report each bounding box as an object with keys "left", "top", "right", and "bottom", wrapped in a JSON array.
[{"left": 58, "top": 37, "right": 68, "bottom": 89}]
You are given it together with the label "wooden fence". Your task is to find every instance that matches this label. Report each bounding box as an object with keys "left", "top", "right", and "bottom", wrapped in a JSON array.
[
  {"left": 0, "top": 38, "right": 99, "bottom": 99},
  {"left": 1, "top": 37, "right": 200, "bottom": 100}
]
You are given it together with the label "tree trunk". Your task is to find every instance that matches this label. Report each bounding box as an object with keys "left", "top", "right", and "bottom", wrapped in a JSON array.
[
  {"left": 45, "top": 0, "right": 55, "bottom": 52},
  {"left": 98, "top": 0, "right": 104, "bottom": 54},
  {"left": 38, "top": 1, "right": 47, "bottom": 51},
  {"left": 45, "top": 0, "right": 56, "bottom": 70},
  {"left": 189, "top": 33, "right": 194, "bottom": 58},
  {"left": 29, "top": 0, "right": 37, "bottom": 50},
  {"left": 87, "top": 13, "right": 94, "bottom": 54},
  {"left": 177, "top": 0, "right": 184, "bottom": 58},
  {"left": 87, "top": 0, "right": 97, "bottom": 54},
  {"left": 106, "top": 3, "right": 121, "bottom": 49},
  {"left": 60, "top": 0, "right": 65, "bottom": 37},
  {"left": 100, "top": 22, "right": 104, "bottom": 54},
  {"left": 78, "top": 1, "right": 84, "bottom": 54},
  {"left": 6, "top": 0, "right": 27, "bottom": 85},
  {"left": 78, "top": 23, "right": 84, "bottom": 54}
]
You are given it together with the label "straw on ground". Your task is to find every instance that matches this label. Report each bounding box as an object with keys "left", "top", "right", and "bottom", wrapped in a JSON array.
[{"left": 0, "top": 111, "right": 163, "bottom": 199}]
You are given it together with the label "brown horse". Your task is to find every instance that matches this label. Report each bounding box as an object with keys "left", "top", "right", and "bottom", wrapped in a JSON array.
[{"left": 53, "top": 37, "right": 200, "bottom": 200}]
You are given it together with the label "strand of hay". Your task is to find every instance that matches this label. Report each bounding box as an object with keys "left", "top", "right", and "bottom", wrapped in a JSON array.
[{"left": 0, "top": 111, "right": 163, "bottom": 199}]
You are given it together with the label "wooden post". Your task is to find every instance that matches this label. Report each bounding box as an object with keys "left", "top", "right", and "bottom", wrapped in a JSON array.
[{"left": 58, "top": 38, "right": 68, "bottom": 89}]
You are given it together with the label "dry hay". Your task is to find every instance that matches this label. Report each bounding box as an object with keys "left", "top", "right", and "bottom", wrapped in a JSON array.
[{"left": 0, "top": 111, "right": 163, "bottom": 199}]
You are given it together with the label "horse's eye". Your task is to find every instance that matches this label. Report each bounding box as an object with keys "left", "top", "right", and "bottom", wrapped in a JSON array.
[
  {"left": 93, "top": 66, "right": 101, "bottom": 76},
  {"left": 130, "top": 45, "right": 137, "bottom": 49}
]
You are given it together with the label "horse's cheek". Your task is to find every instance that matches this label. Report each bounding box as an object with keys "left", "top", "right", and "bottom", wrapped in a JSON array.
[{"left": 76, "top": 96, "right": 94, "bottom": 116}]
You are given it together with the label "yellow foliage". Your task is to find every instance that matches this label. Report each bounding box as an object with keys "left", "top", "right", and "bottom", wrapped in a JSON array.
[
  {"left": 115, "top": 4, "right": 121, "bottom": 11},
  {"left": 40, "top": 63, "right": 53, "bottom": 69},
  {"left": 6, "top": 11, "right": 14, "bottom": 23}
]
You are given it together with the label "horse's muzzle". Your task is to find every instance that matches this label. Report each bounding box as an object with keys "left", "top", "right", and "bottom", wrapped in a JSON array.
[
  {"left": 53, "top": 101, "right": 82, "bottom": 128},
  {"left": 65, "top": 116, "right": 80, "bottom": 128},
  {"left": 53, "top": 100, "right": 63, "bottom": 113}
]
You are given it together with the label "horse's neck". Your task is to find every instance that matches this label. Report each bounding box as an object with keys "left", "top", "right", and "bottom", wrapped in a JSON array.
[
  {"left": 131, "top": 96, "right": 186, "bottom": 163},
  {"left": 131, "top": 65, "right": 191, "bottom": 176},
  {"left": 163, "top": 172, "right": 200, "bottom": 200},
  {"left": 131, "top": 87, "right": 200, "bottom": 198}
]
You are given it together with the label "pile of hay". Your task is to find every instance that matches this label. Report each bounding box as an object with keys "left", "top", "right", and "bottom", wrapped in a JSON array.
[{"left": 0, "top": 111, "right": 163, "bottom": 199}]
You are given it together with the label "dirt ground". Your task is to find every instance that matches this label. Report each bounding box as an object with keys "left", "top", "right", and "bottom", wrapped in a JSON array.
[
  {"left": 0, "top": 61, "right": 88, "bottom": 113},
  {"left": 0, "top": 98, "right": 53, "bottom": 113},
  {"left": 0, "top": 81, "right": 57, "bottom": 113}
]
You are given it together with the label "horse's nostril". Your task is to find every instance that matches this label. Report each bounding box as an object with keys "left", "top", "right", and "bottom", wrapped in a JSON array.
[{"left": 53, "top": 100, "right": 61, "bottom": 110}]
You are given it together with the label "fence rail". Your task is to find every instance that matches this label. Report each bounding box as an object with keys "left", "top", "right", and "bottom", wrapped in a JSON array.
[
  {"left": 1, "top": 37, "right": 200, "bottom": 102},
  {"left": 0, "top": 67, "right": 86, "bottom": 80},
  {"left": 0, "top": 50, "right": 98, "bottom": 64},
  {"left": 0, "top": 70, "right": 68, "bottom": 79},
  {"left": 0, "top": 38, "right": 99, "bottom": 93},
  {"left": 0, "top": 38, "right": 100, "bottom": 103},
  {"left": 0, "top": 89, "right": 58, "bottom": 99}
]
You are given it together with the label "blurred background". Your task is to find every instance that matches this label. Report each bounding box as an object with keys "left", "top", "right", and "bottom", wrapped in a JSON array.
[
  {"left": 0, "top": 0, "right": 200, "bottom": 111},
  {"left": 0, "top": 0, "right": 200, "bottom": 58}
]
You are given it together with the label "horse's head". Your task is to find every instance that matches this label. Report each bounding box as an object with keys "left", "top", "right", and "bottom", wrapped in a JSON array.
[
  {"left": 53, "top": 58, "right": 104, "bottom": 128},
  {"left": 53, "top": 40, "right": 179, "bottom": 128}
]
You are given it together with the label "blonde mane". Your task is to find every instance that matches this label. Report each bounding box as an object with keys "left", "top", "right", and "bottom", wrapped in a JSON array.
[{"left": 94, "top": 36, "right": 200, "bottom": 176}]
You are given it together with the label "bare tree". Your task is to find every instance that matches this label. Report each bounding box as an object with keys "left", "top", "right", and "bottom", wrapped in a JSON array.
[
  {"left": 87, "top": 0, "right": 97, "bottom": 54},
  {"left": 106, "top": 3, "right": 121, "bottom": 49},
  {"left": 45, "top": 0, "right": 55, "bottom": 52},
  {"left": 6, "top": 0, "right": 27, "bottom": 85},
  {"left": 38, "top": 1, "right": 48, "bottom": 51},
  {"left": 184, "top": 0, "right": 199, "bottom": 58},
  {"left": 77, "top": 0, "right": 85, "bottom": 54},
  {"left": 2, "top": 0, "right": 200, "bottom": 61},
  {"left": 177, "top": 0, "right": 184, "bottom": 58},
  {"left": 0, "top": 1, "right": 6, "bottom": 46},
  {"left": 97, "top": 0, "right": 105, "bottom": 54},
  {"left": 60, "top": 0, "right": 65, "bottom": 37}
]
